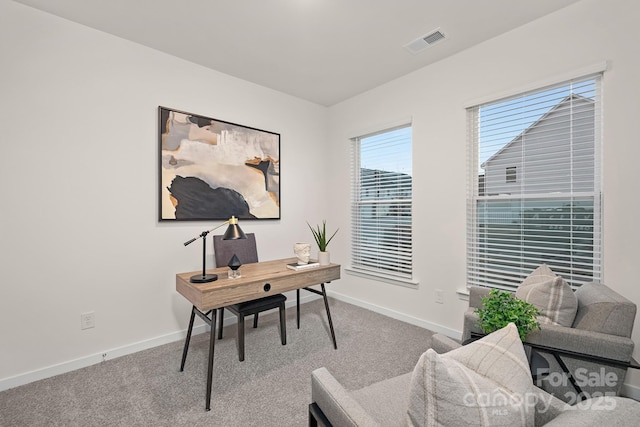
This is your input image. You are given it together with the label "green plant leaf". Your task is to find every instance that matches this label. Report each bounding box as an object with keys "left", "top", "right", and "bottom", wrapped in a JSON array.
[
  {"left": 475, "top": 289, "right": 541, "bottom": 341},
  {"left": 307, "top": 220, "right": 339, "bottom": 252}
]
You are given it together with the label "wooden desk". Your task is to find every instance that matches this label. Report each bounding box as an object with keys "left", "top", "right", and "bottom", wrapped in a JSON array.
[{"left": 176, "top": 257, "right": 341, "bottom": 410}]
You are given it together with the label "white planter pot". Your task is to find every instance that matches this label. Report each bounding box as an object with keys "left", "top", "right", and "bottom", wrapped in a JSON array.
[{"left": 318, "top": 251, "right": 330, "bottom": 265}]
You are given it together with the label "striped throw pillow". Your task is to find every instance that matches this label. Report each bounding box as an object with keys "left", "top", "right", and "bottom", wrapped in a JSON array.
[
  {"left": 516, "top": 264, "right": 577, "bottom": 327},
  {"left": 406, "top": 323, "right": 535, "bottom": 426}
]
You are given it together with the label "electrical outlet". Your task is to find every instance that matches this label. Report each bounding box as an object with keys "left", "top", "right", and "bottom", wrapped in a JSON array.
[
  {"left": 81, "top": 312, "right": 95, "bottom": 330},
  {"left": 435, "top": 289, "right": 444, "bottom": 304}
]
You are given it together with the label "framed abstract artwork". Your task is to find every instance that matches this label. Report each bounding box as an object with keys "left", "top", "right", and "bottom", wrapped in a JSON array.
[{"left": 158, "top": 106, "right": 280, "bottom": 221}]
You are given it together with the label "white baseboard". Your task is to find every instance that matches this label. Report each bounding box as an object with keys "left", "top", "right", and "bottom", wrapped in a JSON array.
[
  {"left": 0, "top": 293, "right": 320, "bottom": 392},
  {"left": 325, "top": 290, "right": 462, "bottom": 340},
  {"left": 621, "top": 383, "right": 640, "bottom": 401},
  {"left": 0, "top": 326, "right": 200, "bottom": 392}
]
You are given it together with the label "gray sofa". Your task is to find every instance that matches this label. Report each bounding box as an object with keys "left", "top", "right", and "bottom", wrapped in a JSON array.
[
  {"left": 463, "top": 282, "right": 637, "bottom": 401},
  {"left": 310, "top": 333, "right": 640, "bottom": 426}
]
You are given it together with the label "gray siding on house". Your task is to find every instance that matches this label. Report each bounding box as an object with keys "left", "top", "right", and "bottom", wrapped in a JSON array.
[
  {"left": 482, "top": 95, "right": 595, "bottom": 196},
  {"left": 472, "top": 93, "right": 599, "bottom": 287}
]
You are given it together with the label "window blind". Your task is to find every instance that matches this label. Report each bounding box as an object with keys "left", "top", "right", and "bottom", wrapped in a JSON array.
[
  {"left": 351, "top": 125, "right": 413, "bottom": 279},
  {"left": 467, "top": 75, "right": 602, "bottom": 290}
]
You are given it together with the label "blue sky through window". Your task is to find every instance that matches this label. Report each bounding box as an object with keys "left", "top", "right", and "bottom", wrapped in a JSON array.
[{"left": 360, "top": 125, "right": 412, "bottom": 176}]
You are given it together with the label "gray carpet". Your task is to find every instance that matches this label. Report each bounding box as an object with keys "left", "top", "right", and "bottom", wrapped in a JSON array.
[{"left": 0, "top": 298, "right": 435, "bottom": 426}]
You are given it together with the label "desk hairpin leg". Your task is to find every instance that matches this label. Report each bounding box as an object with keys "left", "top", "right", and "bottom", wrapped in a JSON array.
[
  {"left": 205, "top": 308, "right": 217, "bottom": 411},
  {"left": 296, "top": 289, "right": 300, "bottom": 329},
  {"left": 180, "top": 306, "right": 197, "bottom": 372},
  {"left": 179, "top": 305, "right": 217, "bottom": 411},
  {"left": 300, "top": 283, "right": 337, "bottom": 350}
]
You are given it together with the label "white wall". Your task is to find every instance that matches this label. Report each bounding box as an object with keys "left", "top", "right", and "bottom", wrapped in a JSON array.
[
  {"left": 4, "top": 0, "right": 640, "bottom": 396},
  {"left": 326, "top": 0, "right": 640, "bottom": 392},
  {"left": 0, "top": 0, "right": 329, "bottom": 388}
]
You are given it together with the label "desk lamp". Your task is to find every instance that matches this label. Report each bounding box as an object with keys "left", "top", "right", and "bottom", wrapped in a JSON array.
[{"left": 183, "top": 215, "right": 246, "bottom": 283}]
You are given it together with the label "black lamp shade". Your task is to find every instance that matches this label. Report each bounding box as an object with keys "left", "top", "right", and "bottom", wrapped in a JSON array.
[
  {"left": 223, "top": 223, "right": 246, "bottom": 240},
  {"left": 222, "top": 216, "right": 246, "bottom": 240}
]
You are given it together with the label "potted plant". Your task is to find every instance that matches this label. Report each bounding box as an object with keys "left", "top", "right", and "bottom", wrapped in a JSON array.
[
  {"left": 476, "top": 289, "right": 541, "bottom": 342},
  {"left": 307, "top": 220, "right": 339, "bottom": 265}
]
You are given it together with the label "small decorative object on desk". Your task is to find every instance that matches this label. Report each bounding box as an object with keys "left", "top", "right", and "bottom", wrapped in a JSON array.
[
  {"left": 293, "top": 242, "right": 311, "bottom": 265},
  {"left": 287, "top": 261, "right": 320, "bottom": 271},
  {"left": 308, "top": 220, "right": 339, "bottom": 266},
  {"left": 227, "top": 253, "right": 242, "bottom": 279}
]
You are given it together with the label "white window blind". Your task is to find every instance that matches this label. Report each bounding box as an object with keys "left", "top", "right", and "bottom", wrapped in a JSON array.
[
  {"left": 351, "top": 125, "right": 413, "bottom": 279},
  {"left": 467, "top": 75, "right": 602, "bottom": 290}
]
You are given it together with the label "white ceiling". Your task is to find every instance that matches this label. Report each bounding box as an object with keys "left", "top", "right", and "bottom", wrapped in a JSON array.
[{"left": 14, "top": 0, "right": 581, "bottom": 106}]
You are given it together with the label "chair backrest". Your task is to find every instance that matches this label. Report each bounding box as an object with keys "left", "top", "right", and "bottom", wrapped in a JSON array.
[
  {"left": 573, "top": 282, "right": 637, "bottom": 337},
  {"left": 213, "top": 232, "right": 258, "bottom": 267}
]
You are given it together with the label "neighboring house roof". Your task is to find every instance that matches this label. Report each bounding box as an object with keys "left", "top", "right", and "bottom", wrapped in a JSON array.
[{"left": 481, "top": 93, "right": 594, "bottom": 168}]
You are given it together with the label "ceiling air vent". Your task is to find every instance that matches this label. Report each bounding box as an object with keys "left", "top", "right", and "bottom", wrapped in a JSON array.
[{"left": 404, "top": 29, "right": 446, "bottom": 54}]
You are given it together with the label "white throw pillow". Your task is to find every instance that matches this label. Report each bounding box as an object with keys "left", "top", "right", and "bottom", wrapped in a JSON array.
[{"left": 406, "top": 323, "right": 535, "bottom": 426}]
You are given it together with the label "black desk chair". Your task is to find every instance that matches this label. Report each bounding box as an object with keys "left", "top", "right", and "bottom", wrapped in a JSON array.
[{"left": 213, "top": 233, "right": 286, "bottom": 361}]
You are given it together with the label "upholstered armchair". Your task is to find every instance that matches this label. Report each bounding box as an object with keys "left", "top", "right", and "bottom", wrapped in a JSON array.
[
  {"left": 310, "top": 325, "right": 640, "bottom": 427},
  {"left": 463, "top": 279, "right": 637, "bottom": 402}
]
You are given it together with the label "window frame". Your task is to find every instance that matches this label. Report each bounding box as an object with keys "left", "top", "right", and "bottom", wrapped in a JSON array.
[
  {"left": 347, "top": 123, "right": 416, "bottom": 287},
  {"left": 466, "top": 73, "right": 603, "bottom": 291}
]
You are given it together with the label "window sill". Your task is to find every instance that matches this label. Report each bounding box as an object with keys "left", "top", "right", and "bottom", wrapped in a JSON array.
[
  {"left": 456, "top": 288, "right": 470, "bottom": 301},
  {"left": 345, "top": 267, "right": 419, "bottom": 288}
]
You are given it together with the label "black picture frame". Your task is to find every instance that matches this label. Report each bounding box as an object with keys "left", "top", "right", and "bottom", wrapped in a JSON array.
[{"left": 158, "top": 106, "right": 280, "bottom": 221}]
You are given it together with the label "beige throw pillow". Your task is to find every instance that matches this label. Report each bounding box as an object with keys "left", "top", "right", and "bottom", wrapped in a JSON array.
[
  {"left": 516, "top": 264, "right": 578, "bottom": 327},
  {"left": 406, "top": 323, "right": 535, "bottom": 427},
  {"left": 520, "top": 263, "right": 557, "bottom": 286}
]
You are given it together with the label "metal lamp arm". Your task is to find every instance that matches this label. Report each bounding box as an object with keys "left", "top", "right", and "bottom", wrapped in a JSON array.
[
  {"left": 183, "top": 219, "right": 232, "bottom": 246},
  {"left": 182, "top": 216, "right": 242, "bottom": 284}
]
